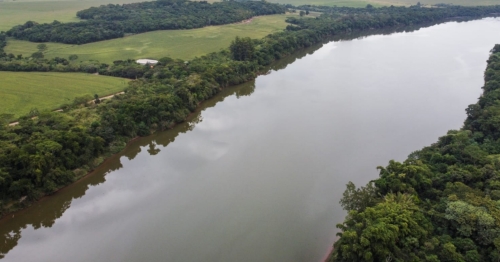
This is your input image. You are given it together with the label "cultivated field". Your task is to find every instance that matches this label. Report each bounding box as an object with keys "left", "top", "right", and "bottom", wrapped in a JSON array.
[
  {"left": 0, "top": 72, "right": 128, "bottom": 118},
  {"left": 5, "top": 14, "right": 296, "bottom": 63},
  {"left": 0, "top": 0, "right": 149, "bottom": 32}
]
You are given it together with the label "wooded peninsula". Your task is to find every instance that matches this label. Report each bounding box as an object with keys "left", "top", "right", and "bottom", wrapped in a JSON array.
[
  {"left": 1, "top": 1, "right": 500, "bottom": 261},
  {"left": 331, "top": 45, "right": 500, "bottom": 262}
]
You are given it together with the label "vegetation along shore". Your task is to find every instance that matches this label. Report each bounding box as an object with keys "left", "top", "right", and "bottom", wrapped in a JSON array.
[
  {"left": 1, "top": 2, "right": 500, "bottom": 254},
  {"left": 330, "top": 44, "right": 500, "bottom": 262}
]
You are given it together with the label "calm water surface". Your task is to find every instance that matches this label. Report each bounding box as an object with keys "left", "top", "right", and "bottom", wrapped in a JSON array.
[{"left": 2, "top": 18, "right": 500, "bottom": 262}]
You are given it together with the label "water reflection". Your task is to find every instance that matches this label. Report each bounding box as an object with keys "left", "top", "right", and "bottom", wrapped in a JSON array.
[
  {"left": 0, "top": 19, "right": 493, "bottom": 259},
  {"left": 0, "top": 81, "right": 257, "bottom": 259}
]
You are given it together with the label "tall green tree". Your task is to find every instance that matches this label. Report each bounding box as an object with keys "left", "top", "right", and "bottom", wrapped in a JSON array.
[
  {"left": 230, "top": 36, "right": 255, "bottom": 61},
  {"left": 36, "top": 43, "right": 47, "bottom": 52},
  {"left": 334, "top": 194, "right": 432, "bottom": 262}
]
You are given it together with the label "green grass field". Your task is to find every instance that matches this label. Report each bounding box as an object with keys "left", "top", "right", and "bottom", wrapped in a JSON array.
[
  {"left": 0, "top": 72, "right": 128, "bottom": 118},
  {"left": 0, "top": 0, "right": 148, "bottom": 32},
  {"left": 5, "top": 14, "right": 296, "bottom": 63}
]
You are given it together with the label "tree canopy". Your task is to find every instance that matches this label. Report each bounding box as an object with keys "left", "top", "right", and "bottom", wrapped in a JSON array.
[
  {"left": 2, "top": 10, "right": 500, "bottom": 260},
  {"left": 331, "top": 45, "right": 500, "bottom": 262}
]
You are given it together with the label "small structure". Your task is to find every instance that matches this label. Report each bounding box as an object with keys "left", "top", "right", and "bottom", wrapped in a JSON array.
[{"left": 136, "top": 59, "right": 158, "bottom": 65}]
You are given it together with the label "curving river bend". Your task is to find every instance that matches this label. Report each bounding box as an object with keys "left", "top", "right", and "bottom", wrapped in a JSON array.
[{"left": 1, "top": 18, "right": 500, "bottom": 262}]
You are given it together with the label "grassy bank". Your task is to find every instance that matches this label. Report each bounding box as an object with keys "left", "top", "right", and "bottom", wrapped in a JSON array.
[
  {"left": 5, "top": 14, "right": 296, "bottom": 63},
  {"left": 0, "top": 72, "right": 128, "bottom": 118}
]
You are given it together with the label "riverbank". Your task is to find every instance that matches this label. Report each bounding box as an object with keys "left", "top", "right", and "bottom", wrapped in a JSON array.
[
  {"left": 1, "top": 18, "right": 498, "bottom": 262},
  {"left": 323, "top": 243, "right": 335, "bottom": 262},
  {"left": 2, "top": 4, "right": 500, "bottom": 225},
  {"left": 330, "top": 46, "right": 500, "bottom": 261}
]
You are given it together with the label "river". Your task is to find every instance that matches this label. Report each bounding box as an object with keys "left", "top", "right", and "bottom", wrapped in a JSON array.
[{"left": 1, "top": 18, "right": 500, "bottom": 262}]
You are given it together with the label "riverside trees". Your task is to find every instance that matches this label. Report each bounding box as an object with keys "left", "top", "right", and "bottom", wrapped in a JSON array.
[
  {"left": 332, "top": 45, "right": 500, "bottom": 262},
  {"left": 2, "top": 3, "right": 500, "bottom": 240}
]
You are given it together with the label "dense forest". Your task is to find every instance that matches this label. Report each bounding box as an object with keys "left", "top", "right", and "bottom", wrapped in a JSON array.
[
  {"left": 5, "top": 0, "right": 286, "bottom": 44},
  {"left": 0, "top": 4, "right": 500, "bottom": 251},
  {"left": 331, "top": 45, "right": 500, "bottom": 261}
]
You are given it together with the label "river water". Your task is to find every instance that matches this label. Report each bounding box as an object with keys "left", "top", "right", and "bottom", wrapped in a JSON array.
[{"left": 2, "top": 18, "right": 500, "bottom": 262}]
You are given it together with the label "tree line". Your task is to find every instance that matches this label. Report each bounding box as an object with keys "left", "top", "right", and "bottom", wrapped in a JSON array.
[
  {"left": 331, "top": 45, "right": 500, "bottom": 261},
  {"left": 0, "top": 32, "right": 6, "bottom": 56},
  {"left": 6, "top": 0, "right": 286, "bottom": 44},
  {"left": 1, "top": 4, "right": 500, "bottom": 227}
]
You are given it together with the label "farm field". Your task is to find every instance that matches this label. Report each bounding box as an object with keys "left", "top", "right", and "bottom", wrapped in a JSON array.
[
  {"left": 0, "top": 0, "right": 148, "bottom": 32},
  {"left": 0, "top": 72, "right": 128, "bottom": 118},
  {"left": 5, "top": 14, "right": 297, "bottom": 63}
]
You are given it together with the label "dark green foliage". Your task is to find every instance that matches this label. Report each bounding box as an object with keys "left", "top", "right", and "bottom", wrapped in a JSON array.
[
  {"left": 31, "top": 51, "right": 44, "bottom": 59},
  {"left": 94, "top": 94, "right": 101, "bottom": 104},
  {"left": 0, "top": 32, "right": 7, "bottom": 58},
  {"left": 36, "top": 44, "right": 47, "bottom": 52},
  {"left": 335, "top": 193, "right": 432, "bottom": 262},
  {"left": 286, "top": 5, "right": 500, "bottom": 35},
  {"left": 332, "top": 49, "right": 500, "bottom": 261},
  {"left": 230, "top": 37, "right": 256, "bottom": 61},
  {"left": 2, "top": 7, "right": 500, "bottom": 257},
  {"left": 6, "top": 0, "right": 286, "bottom": 44},
  {"left": 0, "top": 112, "right": 106, "bottom": 200},
  {"left": 339, "top": 181, "right": 378, "bottom": 212},
  {"left": 7, "top": 20, "right": 124, "bottom": 44}
]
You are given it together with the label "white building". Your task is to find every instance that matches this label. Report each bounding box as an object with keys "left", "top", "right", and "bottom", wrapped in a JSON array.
[{"left": 136, "top": 59, "right": 159, "bottom": 65}]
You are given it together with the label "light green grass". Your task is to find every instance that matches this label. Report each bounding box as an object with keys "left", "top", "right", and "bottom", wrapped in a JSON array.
[
  {"left": 0, "top": 72, "right": 128, "bottom": 118},
  {"left": 0, "top": 0, "right": 149, "bottom": 32},
  {"left": 5, "top": 14, "right": 296, "bottom": 63}
]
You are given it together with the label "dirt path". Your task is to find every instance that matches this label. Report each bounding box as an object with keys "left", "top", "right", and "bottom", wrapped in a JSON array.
[
  {"left": 100, "top": 91, "right": 124, "bottom": 101},
  {"left": 8, "top": 91, "right": 125, "bottom": 127}
]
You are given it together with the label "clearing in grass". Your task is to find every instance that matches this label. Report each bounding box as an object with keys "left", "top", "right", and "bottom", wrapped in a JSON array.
[{"left": 0, "top": 72, "right": 128, "bottom": 118}]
